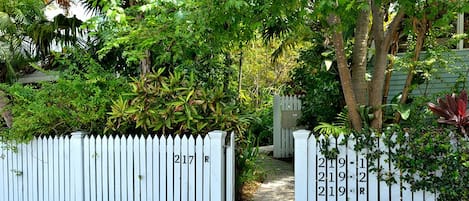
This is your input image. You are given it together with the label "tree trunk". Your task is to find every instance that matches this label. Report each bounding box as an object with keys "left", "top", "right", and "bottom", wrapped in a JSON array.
[
  {"left": 382, "top": 30, "right": 401, "bottom": 105},
  {"left": 329, "top": 15, "right": 362, "bottom": 131},
  {"left": 238, "top": 51, "right": 243, "bottom": 98},
  {"left": 351, "top": 0, "right": 371, "bottom": 105},
  {"left": 369, "top": 2, "right": 404, "bottom": 130},
  {"left": 131, "top": 0, "right": 151, "bottom": 75},
  {"left": 394, "top": 17, "right": 428, "bottom": 122},
  {"left": 140, "top": 50, "right": 151, "bottom": 75}
]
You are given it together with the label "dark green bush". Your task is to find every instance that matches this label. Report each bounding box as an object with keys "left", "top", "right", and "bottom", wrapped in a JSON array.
[
  {"left": 393, "top": 127, "right": 468, "bottom": 201},
  {"left": 354, "top": 91, "right": 469, "bottom": 201},
  {"left": 0, "top": 69, "right": 129, "bottom": 142},
  {"left": 286, "top": 44, "right": 344, "bottom": 129}
]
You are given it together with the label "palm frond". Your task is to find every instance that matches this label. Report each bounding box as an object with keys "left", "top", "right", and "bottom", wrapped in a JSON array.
[{"left": 313, "top": 122, "right": 347, "bottom": 137}]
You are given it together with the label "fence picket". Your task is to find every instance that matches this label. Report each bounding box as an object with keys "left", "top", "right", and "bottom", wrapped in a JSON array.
[
  {"left": 159, "top": 136, "right": 167, "bottom": 201},
  {"left": 44, "top": 136, "right": 55, "bottom": 200},
  {"left": 378, "top": 134, "right": 390, "bottom": 201},
  {"left": 317, "top": 135, "right": 327, "bottom": 201},
  {"left": 120, "top": 137, "right": 128, "bottom": 201},
  {"left": 52, "top": 137, "right": 59, "bottom": 201},
  {"left": 13, "top": 142, "right": 19, "bottom": 201},
  {"left": 181, "top": 136, "right": 189, "bottom": 201},
  {"left": 203, "top": 136, "right": 211, "bottom": 201},
  {"left": 140, "top": 136, "right": 147, "bottom": 201},
  {"left": 145, "top": 136, "right": 153, "bottom": 201},
  {"left": 226, "top": 132, "right": 236, "bottom": 201},
  {"left": 22, "top": 143, "right": 28, "bottom": 201},
  {"left": 63, "top": 136, "right": 70, "bottom": 200},
  {"left": 44, "top": 137, "right": 52, "bottom": 201},
  {"left": 307, "top": 133, "right": 315, "bottom": 201},
  {"left": 0, "top": 144, "right": 6, "bottom": 201},
  {"left": 103, "top": 136, "right": 110, "bottom": 201},
  {"left": 196, "top": 136, "right": 204, "bottom": 201},
  {"left": 7, "top": 147, "right": 11, "bottom": 201},
  {"left": 188, "top": 136, "right": 196, "bottom": 201},
  {"left": 96, "top": 136, "right": 103, "bottom": 201},
  {"left": 368, "top": 133, "right": 379, "bottom": 201},
  {"left": 425, "top": 191, "right": 436, "bottom": 201},
  {"left": 174, "top": 136, "right": 182, "bottom": 201},
  {"left": 389, "top": 134, "right": 400, "bottom": 201},
  {"left": 328, "top": 135, "right": 338, "bottom": 200},
  {"left": 134, "top": 136, "right": 142, "bottom": 201},
  {"left": 414, "top": 190, "right": 424, "bottom": 201},
  {"left": 401, "top": 133, "right": 412, "bottom": 200},
  {"left": 336, "top": 134, "right": 347, "bottom": 201},
  {"left": 127, "top": 136, "right": 134, "bottom": 201},
  {"left": 357, "top": 147, "right": 367, "bottom": 201},
  {"left": 167, "top": 136, "right": 175, "bottom": 201},
  {"left": 27, "top": 141, "right": 34, "bottom": 201},
  {"left": 88, "top": 136, "right": 96, "bottom": 201},
  {"left": 151, "top": 136, "right": 160, "bottom": 201},
  {"left": 38, "top": 138, "right": 44, "bottom": 201},
  {"left": 84, "top": 136, "right": 91, "bottom": 201},
  {"left": 346, "top": 135, "right": 357, "bottom": 201},
  {"left": 116, "top": 136, "right": 123, "bottom": 201},
  {"left": 109, "top": 136, "right": 116, "bottom": 201}
]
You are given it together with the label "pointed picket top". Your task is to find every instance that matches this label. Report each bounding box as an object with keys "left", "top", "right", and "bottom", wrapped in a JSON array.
[{"left": 196, "top": 135, "right": 204, "bottom": 145}]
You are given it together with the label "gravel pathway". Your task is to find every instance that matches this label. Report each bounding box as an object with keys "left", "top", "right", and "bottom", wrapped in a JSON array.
[{"left": 252, "top": 146, "right": 294, "bottom": 201}]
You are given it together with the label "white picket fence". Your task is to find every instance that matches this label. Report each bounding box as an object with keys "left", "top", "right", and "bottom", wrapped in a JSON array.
[
  {"left": 293, "top": 130, "right": 437, "bottom": 201},
  {"left": 273, "top": 95, "right": 303, "bottom": 158},
  {"left": 0, "top": 130, "right": 235, "bottom": 201}
]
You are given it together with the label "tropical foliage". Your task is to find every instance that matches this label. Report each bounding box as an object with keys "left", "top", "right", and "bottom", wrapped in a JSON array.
[
  {"left": 0, "top": 0, "right": 84, "bottom": 83},
  {"left": 428, "top": 90, "right": 469, "bottom": 137},
  {"left": 0, "top": 56, "right": 128, "bottom": 142},
  {"left": 107, "top": 68, "right": 254, "bottom": 135}
]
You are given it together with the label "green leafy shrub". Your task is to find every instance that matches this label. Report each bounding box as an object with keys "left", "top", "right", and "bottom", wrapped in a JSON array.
[
  {"left": 107, "top": 68, "right": 254, "bottom": 135},
  {"left": 286, "top": 43, "right": 344, "bottom": 129},
  {"left": 351, "top": 91, "right": 469, "bottom": 201},
  {"left": 235, "top": 131, "right": 264, "bottom": 198},
  {"left": 0, "top": 69, "right": 129, "bottom": 142},
  {"left": 391, "top": 127, "right": 468, "bottom": 201},
  {"left": 247, "top": 97, "right": 274, "bottom": 146}
]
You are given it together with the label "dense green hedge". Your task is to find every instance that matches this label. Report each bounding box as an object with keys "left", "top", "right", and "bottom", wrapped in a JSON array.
[{"left": 0, "top": 70, "right": 129, "bottom": 142}]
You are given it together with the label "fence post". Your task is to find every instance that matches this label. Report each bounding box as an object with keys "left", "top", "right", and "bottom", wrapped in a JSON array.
[
  {"left": 293, "top": 129, "right": 310, "bottom": 201},
  {"left": 70, "top": 131, "right": 85, "bottom": 201},
  {"left": 208, "top": 130, "right": 227, "bottom": 201},
  {"left": 273, "top": 95, "right": 281, "bottom": 158},
  {"left": 226, "top": 132, "right": 235, "bottom": 201}
]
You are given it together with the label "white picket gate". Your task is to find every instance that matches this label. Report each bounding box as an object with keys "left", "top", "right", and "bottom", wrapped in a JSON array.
[
  {"left": 273, "top": 95, "right": 303, "bottom": 158},
  {"left": 0, "top": 130, "right": 235, "bottom": 201},
  {"left": 293, "top": 130, "right": 437, "bottom": 201}
]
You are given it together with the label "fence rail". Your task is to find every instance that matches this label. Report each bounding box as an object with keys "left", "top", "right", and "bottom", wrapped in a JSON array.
[
  {"left": 273, "top": 95, "right": 303, "bottom": 158},
  {"left": 293, "top": 130, "right": 436, "bottom": 201},
  {"left": 0, "top": 131, "right": 235, "bottom": 201}
]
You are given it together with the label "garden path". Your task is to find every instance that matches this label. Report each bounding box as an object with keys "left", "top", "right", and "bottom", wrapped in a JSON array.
[{"left": 252, "top": 146, "right": 294, "bottom": 201}]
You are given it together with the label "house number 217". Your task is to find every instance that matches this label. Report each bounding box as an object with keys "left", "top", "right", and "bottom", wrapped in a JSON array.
[{"left": 174, "top": 155, "right": 195, "bottom": 164}]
